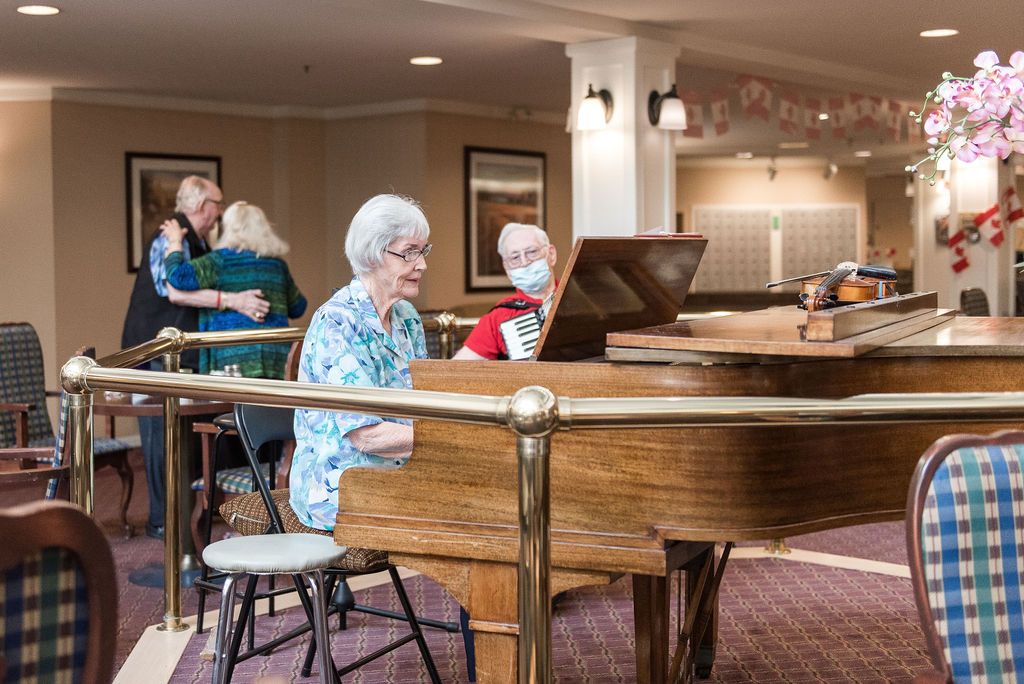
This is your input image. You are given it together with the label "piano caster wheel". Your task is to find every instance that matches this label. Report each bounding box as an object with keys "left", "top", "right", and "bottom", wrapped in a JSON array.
[{"left": 694, "top": 646, "right": 714, "bottom": 679}]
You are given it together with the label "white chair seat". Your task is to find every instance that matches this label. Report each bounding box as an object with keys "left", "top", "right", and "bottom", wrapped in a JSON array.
[{"left": 203, "top": 533, "right": 347, "bottom": 575}]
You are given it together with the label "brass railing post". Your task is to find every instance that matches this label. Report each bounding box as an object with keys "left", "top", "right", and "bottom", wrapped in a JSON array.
[
  {"left": 436, "top": 311, "right": 457, "bottom": 359},
  {"left": 157, "top": 328, "right": 188, "bottom": 633},
  {"left": 60, "top": 355, "right": 97, "bottom": 513},
  {"left": 509, "top": 386, "right": 558, "bottom": 684}
]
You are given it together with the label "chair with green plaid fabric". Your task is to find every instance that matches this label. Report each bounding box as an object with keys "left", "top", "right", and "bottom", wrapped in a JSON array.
[
  {"left": 906, "top": 430, "right": 1024, "bottom": 683},
  {"left": 0, "top": 324, "right": 137, "bottom": 535},
  {"left": 0, "top": 499, "right": 117, "bottom": 684}
]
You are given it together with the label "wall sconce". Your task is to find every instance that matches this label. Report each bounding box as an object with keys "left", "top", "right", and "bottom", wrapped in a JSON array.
[
  {"left": 577, "top": 83, "right": 613, "bottom": 130},
  {"left": 647, "top": 84, "right": 687, "bottom": 130},
  {"left": 824, "top": 161, "right": 839, "bottom": 180}
]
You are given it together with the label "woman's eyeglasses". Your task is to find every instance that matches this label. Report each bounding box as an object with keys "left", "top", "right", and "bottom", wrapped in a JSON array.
[{"left": 385, "top": 244, "right": 433, "bottom": 262}]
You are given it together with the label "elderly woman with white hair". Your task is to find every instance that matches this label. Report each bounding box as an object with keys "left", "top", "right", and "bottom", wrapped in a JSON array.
[
  {"left": 161, "top": 200, "right": 307, "bottom": 378},
  {"left": 290, "top": 193, "right": 432, "bottom": 531}
]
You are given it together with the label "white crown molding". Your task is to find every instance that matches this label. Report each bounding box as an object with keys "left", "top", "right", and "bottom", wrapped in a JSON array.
[
  {"left": 323, "top": 98, "right": 565, "bottom": 125},
  {"left": 0, "top": 87, "right": 565, "bottom": 126},
  {"left": 0, "top": 86, "right": 53, "bottom": 102}
]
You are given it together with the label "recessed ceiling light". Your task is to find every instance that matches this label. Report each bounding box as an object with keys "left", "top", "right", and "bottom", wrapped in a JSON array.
[
  {"left": 778, "top": 141, "right": 809, "bottom": 149},
  {"left": 818, "top": 112, "right": 830, "bottom": 121},
  {"left": 16, "top": 4, "right": 59, "bottom": 14},
  {"left": 854, "top": 150, "right": 872, "bottom": 157},
  {"left": 410, "top": 56, "right": 442, "bottom": 66},
  {"left": 735, "top": 152, "right": 754, "bottom": 159},
  {"left": 919, "top": 29, "right": 959, "bottom": 38}
]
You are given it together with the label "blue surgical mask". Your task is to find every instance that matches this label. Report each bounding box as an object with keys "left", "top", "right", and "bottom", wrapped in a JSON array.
[{"left": 508, "top": 257, "right": 551, "bottom": 295}]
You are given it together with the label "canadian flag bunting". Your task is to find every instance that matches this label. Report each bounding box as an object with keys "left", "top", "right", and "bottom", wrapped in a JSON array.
[
  {"left": 778, "top": 91, "right": 799, "bottom": 135},
  {"left": 803, "top": 97, "right": 822, "bottom": 140},
  {"left": 736, "top": 74, "right": 773, "bottom": 121},
  {"left": 1000, "top": 185, "right": 1024, "bottom": 230},
  {"left": 828, "top": 96, "right": 849, "bottom": 139},
  {"left": 885, "top": 101, "right": 903, "bottom": 143},
  {"left": 710, "top": 88, "right": 730, "bottom": 135},
  {"left": 850, "top": 93, "right": 881, "bottom": 131},
  {"left": 681, "top": 90, "right": 704, "bottom": 139},
  {"left": 948, "top": 221, "right": 970, "bottom": 273},
  {"left": 974, "top": 203, "right": 1003, "bottom": 247}
]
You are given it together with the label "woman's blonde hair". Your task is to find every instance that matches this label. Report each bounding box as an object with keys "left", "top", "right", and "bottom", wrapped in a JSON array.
[{"left": 215, "top": 201, "right": 289, "bottom": 258}]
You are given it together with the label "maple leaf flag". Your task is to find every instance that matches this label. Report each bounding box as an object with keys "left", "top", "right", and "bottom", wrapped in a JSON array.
[
  {"left": 710, "top": 87, "right": 730, "bottom": 135},
  {"left": 974, "top": 203, "right": 1004, "bottom": 247},
  {"left": 948, "top": 221, "right": 970, "bottom": 273},
  {"left": 1000, "top": 184, "right": 1024, "bottom": 230},
  {"left": 778, "top": 91, "right": 799, "bottom": 135},
  {"left": 829, "top": 96, "right": 849, "bottom": 139},
  {"left": 885, "top": 100, "right": 903, "bottom": 142},
  {"left": 681, "top": 90, "right": 704, "bottom": 139},
  {"left": 803, "top": 97, "right": 822, "bottom": 140},
  {"left": 736, "top": 74, "right": 772, "bottom": 121}
]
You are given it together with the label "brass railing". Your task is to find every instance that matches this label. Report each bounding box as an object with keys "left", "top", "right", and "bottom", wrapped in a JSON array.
[{"left": 60, "top": 319, "right": 1024, "bottom": 684}]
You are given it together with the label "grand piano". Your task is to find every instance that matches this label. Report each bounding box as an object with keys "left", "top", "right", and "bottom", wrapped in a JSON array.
[{"left": 334, "top": 236, "right": 1024, "bottom": 682}]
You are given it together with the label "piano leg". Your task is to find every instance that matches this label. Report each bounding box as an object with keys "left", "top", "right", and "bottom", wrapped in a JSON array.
[
  {"left": 686, "top": 550, "right": 719, "bottom": 680},
  {"left": 633, "top": 573, "right": 670, "bottom": 683}
]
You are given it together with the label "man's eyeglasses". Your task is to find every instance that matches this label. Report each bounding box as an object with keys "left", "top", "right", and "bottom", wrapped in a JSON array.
[
  {"left": 203, "top": 198, "right": 226, "bottom": 210},
  {"left": 502, "top": 246, "right": 546, "bottom": 269},
  {"left": 385, "top": 244, "right": 433, "bottom": 262}
]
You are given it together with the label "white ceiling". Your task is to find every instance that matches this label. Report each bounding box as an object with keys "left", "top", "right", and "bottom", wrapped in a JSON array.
[{"left": 2, "top": 0, "right": 1020, "bottom": 173}]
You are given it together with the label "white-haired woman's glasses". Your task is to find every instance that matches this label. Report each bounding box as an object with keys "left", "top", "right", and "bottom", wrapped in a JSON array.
[{"left": 385, "top": 244, "right": 433, "bottom": 262}]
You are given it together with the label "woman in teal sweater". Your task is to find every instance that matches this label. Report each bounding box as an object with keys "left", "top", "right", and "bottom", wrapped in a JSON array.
[{"left": 162, "top": 201, "right": 307, "bottom": 377}]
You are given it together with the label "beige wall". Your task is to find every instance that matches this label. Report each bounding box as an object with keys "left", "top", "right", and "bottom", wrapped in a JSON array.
[
  {"left": 0, "top": 99, "right": 573, "bottom": 385},
  {"left": 0, "top": 101, "right": 57, "bottom": 376},
  {"left": 865, "top": 174, "right": 913, "bottom": 270},
  {"left": 324, "top": 110, "right": 572, "bottom": 315},
  {"left": 677, "top": 162, "right": 868, "bottom": 256}
]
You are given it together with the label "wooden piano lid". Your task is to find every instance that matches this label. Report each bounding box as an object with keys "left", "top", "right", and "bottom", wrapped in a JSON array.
[{"left": 533, "top": 234, "right": 707, "bottom": 362}]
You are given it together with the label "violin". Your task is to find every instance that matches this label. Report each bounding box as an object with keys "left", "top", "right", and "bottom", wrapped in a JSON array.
[{"left": 766, "top": 261, "right": 898, "bottom": 312}]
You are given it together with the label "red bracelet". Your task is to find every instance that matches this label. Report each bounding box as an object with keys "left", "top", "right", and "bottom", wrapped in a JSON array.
[{"left": 216, "top": 291, "right": 221, "bottom": 309}]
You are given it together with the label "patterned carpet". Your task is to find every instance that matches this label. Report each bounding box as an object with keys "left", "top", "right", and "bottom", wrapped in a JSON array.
[{"left": 9, "top": 456, "right": 933, "bottom": 683}]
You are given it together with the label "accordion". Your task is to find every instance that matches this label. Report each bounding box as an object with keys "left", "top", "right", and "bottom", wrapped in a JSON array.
[{"left": 499, "top": 310, "right": 542, "bottom": 360}]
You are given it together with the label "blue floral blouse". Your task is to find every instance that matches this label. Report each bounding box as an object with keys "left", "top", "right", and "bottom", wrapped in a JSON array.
[{"left": 290, "top": 276, "right": 427, "bottom": 530}]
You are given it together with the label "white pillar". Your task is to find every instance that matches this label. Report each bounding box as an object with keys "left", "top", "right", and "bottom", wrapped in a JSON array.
[{"left": 566, "top": 37, "right": 680, "bottom": 239}]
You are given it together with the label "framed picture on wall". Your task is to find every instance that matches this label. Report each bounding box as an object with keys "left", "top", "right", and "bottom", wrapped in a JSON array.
[
  {"left": 125, "top": 152, "right": 221, "bottom": 273},
  {"left": 464, "top": 146, "right": 546, "bottom": 291}
]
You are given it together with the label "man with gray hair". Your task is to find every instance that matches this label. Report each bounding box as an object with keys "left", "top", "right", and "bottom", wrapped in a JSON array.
[
  {"left": 453, "top": 222, "right": 558, "bottom": 360},
  {"left": 121, "top": 174, "right": 269, "bottom": 539}
]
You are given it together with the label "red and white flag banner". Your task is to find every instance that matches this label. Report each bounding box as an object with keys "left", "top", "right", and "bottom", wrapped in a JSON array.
[
  {"left": 885, "top": 100, "right": 903, "bottom": 143},
  {"left": 828, "top": 95, "right": 848, "bottom": 139},
  {"left": 736, "top": 74, "right": 773, "bottom": 121},
  {"left": 803, "top": 97, "right": 822, "bottom": 140},
  {"left": 710, "top": 87, "right": 730, "bottom": 135},
  {"left": 974, "top": 203, "right": 1004, "bottom": 247},
  {"left": 681, "top": 90, "right": 704, "bottom": 139},
  {"left": 778, "top": 91, "right": 799, "bottom": 135},
  {"left": 948, "top": 221, "right": 970, "bottom": 273},
  {"left": 850, "top": 93, "right": 881, "bottom": 131},
  {"left": 1000, "top": 184, "right": 1024, "bottom": 230}
]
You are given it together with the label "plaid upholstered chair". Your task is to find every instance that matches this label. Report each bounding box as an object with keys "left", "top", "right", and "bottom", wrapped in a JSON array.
[
  {"left": 0, "top": 324, "right": 137, "bottom": 535},
  {"left": 906, "top": 430, "right": 1024, "bottom": 683},
  {"left": 0, "top": 500, "right": 117, "bottom": 683}
]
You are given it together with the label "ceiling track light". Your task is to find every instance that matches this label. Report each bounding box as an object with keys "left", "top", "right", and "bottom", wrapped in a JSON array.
[
  {"left": 577, "top": 83, "right": 613, "bottom": 130},
  {"left": 647, "top": 83, "right": 687, "bottom": 130}
]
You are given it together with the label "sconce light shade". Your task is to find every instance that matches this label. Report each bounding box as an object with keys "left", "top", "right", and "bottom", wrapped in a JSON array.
[
  {"left": 577, "top": 83, "right": 613, "bottom": 130},
  {"left": 824, "top": 161, "right": 839, "bottom": 180},
  {"left": 648, "top": 84, "right": 688, "bottom": 130}
]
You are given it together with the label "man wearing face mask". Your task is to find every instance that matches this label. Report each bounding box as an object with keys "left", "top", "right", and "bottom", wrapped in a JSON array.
[{"left": 453, "top": 222, "right": 558, "bottom": 360}]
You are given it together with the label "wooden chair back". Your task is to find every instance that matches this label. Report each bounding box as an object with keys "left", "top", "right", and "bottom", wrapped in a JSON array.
[{"left": 0, "top": 500, "right": 117, "bottom": 683}]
